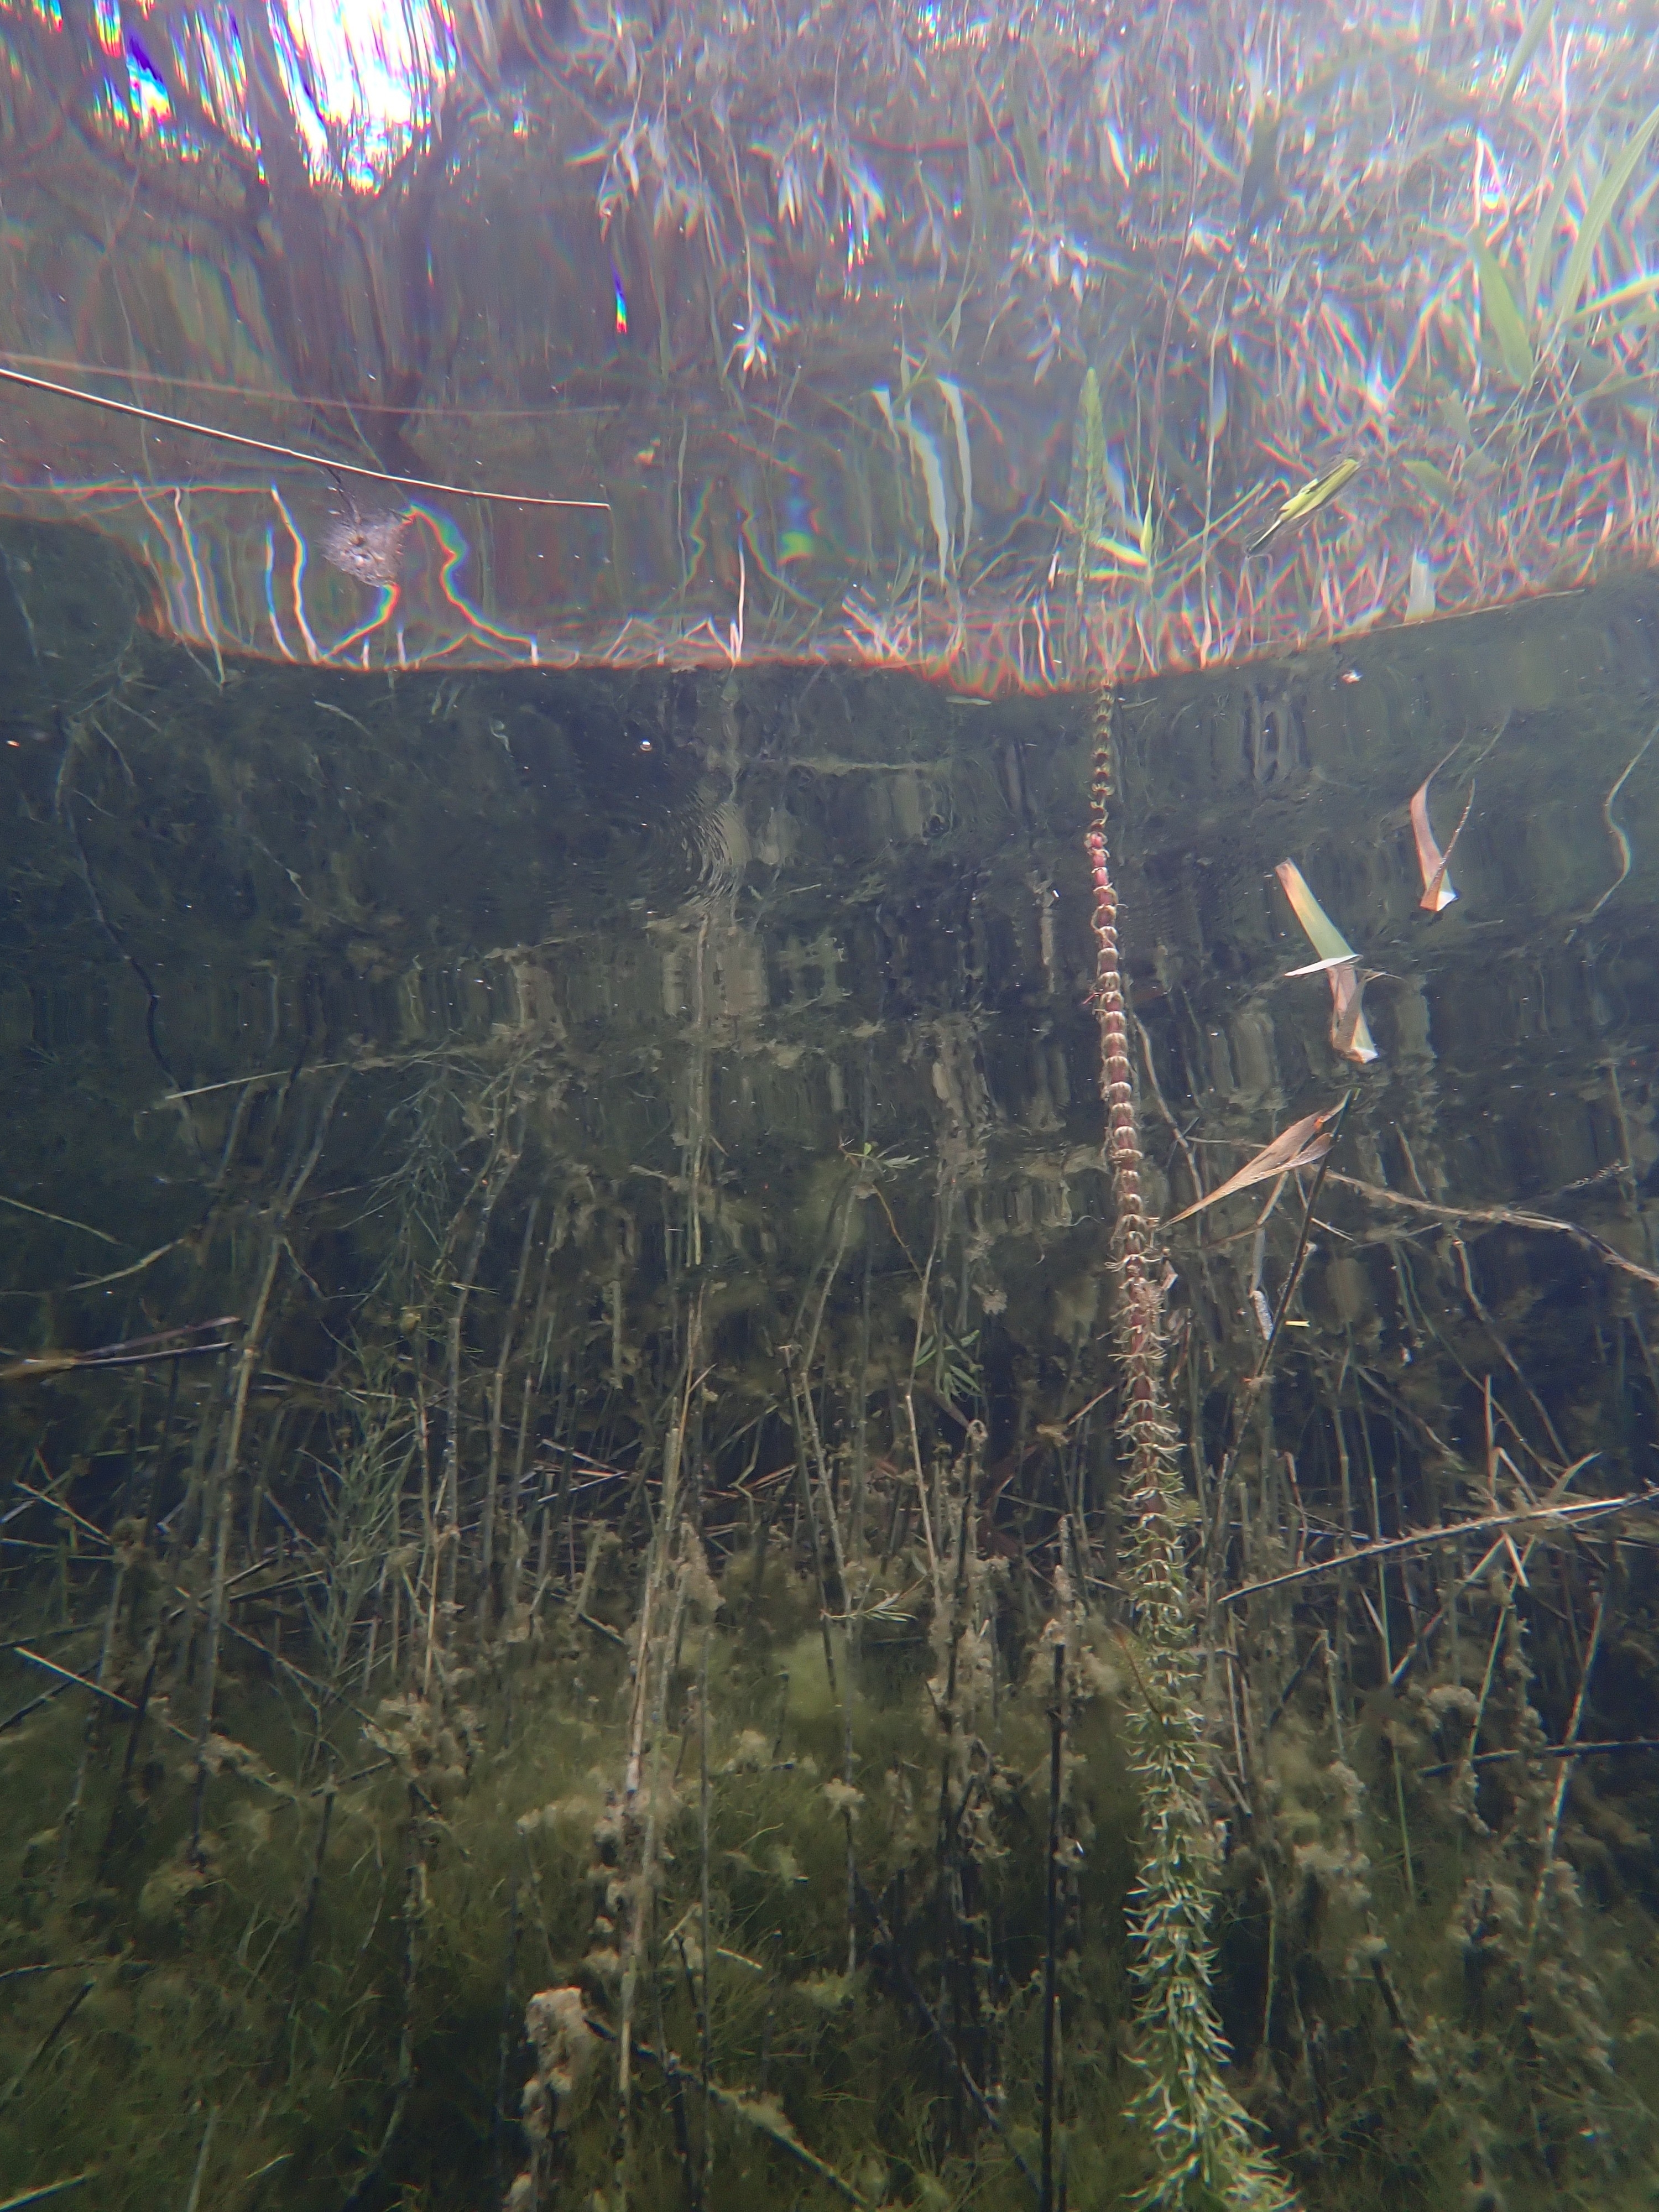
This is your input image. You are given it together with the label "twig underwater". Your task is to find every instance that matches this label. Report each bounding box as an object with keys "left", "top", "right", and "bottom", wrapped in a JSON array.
[
  {"left": 0, "top": 1317, "right": 240, "bottom": 1386},
  {"left": 1220, "top": 1490, "right": 1645, "bottom": 1606},
  {"left": 0, "top": 364, "right": 612, "bottom": 514},
  {"left": 1580, "top": 718, "right": 1658, "bottom": 925},
  {"left": 1322, "top": 1172, "right": 1659, "bottom": 1292}
]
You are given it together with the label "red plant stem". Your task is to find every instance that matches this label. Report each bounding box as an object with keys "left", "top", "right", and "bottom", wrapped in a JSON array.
[
  {"left": 1087, "top": 740, "right": 1167, "bottom": 1491},
  {"left": 1087, "top": 703, "right": 1296, "bottom": 2211}
]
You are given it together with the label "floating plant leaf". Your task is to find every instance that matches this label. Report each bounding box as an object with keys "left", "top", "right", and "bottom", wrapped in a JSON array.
[
  {"left": 1326, "top": 964, "right": 1379, "bottom": 1065},
  {"left": 1275, "top": 859, "right": 1379, "bottom": 1064},
  {"left": 1164, "top": 1105, "right": 1339, "bottom": 1226},
  {"left": 1050, "top": 502, "right": 1151, "bottom": 576},
  {"left": 938, "top": 377, "right": 973, "bottom": 559},
  {"left": 1573, "top": 272, "right": 1659, "bottom": 321}
]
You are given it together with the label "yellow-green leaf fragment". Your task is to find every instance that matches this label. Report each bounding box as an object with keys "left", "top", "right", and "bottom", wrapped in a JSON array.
[
  {"left": 1276, "top": 860, "right": 1379, "bottom": 1064},
  {"left": 1246, "top": 456, "right": 1361, "bottom": 555},
  {"left": 1276, "top": 859, "right": 1357, "bottom": 965}
]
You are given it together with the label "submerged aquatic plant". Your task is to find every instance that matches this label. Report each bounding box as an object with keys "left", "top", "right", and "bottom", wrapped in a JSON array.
[
  {"left": 1088, "top": 691, "right": 1295, "bottom": 2212},
  {"left": 8, "top": 623, "right": 1659, "bottom": 2212}
]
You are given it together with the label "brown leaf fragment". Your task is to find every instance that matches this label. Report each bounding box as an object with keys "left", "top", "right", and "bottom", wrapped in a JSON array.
[
  {"left": 1164, "top": 1105, "right": 1340, "bottom": 1226},
  {"left": 1329, "top": 960, "right": 1380, "bottom": 1065},
  {"left": 1409, "top": 768, "right": 1473, "bottom": 912}
]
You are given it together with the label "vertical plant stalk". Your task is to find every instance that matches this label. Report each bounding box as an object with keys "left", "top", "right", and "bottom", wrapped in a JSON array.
[
  {"left": 698, "top": 1630, "right": 714, "bottom": 2200},
  {"left": 492, "top": 1877, "right": 521, "bottom": 2204},
  {"left": 272, "top": 1781, "right": 336, "bottom": 2067},
  {"left": 436, "top": 1122, "right": 518, "bottom": 1627},
  {"left": 343, "top": 1782, "right": 426, "bottom": 2211},
  {"left": 190, "top": 1073, "right": 344, "bottom": 1865},
  {"left": 614, "top": 1304, "right": 705, "bottom": 2211},
  {"left": 1039, "top": 1636, "right": 1065, "bottom": 2212},
  {"left": 483, "top": 1199, "right": 541, "bottom": 1630},
  {"left": 182, "top": 2106, "right": 218, "bottom": 2212},
  {"left": 55, "top": 1551, "right": 129, "bottom": 1885},
  {"left": 1087, "top": 705, "right": 1294, "bottom": 2211}
]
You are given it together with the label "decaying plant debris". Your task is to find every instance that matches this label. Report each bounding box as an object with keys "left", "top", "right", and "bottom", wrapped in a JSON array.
[{"left": 4, "top": 566, "right": 1659, "bottom": 2211}]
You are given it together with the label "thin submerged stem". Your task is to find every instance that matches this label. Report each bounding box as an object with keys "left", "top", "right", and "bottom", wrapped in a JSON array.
[{"left": 1040, "top": 1636, "right": 1065, "bottom": 2212}]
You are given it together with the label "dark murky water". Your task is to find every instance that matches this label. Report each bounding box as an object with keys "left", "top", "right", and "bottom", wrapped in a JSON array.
[{"left": 5, "top": 532, "right": 1659, "bottom": 2209}]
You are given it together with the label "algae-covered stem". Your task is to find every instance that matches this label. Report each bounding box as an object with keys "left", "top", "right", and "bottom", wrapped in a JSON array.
[{"left": 1087, "top": 693, "right": 1296, "bottom": 2210}]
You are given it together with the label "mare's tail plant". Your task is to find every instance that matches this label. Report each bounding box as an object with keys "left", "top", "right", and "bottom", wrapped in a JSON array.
[{"left": 1088, "top": 691, "right": 1295, "bottom": 2211}]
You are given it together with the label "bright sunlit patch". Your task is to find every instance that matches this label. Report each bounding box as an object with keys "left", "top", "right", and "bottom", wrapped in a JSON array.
[
  {"left": 178, "top": 7, "right": 252, "bottom": 152},
  {"left": 277, "top": 0, "right": 455, "bottom": 189}
]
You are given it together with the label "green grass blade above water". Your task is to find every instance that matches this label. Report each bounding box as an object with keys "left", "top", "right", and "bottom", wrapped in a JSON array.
[
  {"left": 1498, "top": 0, "right": 1553, "bottom": 105},
  {"left": 1525, "top": 147, "right": 1583, "bottom": 320},
  {"left": 1474, "top": 238, "right": 1536, "bottom": 385},
  {"left": 1546, "top": 97, "right": 1659, "bottom": 344}
]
